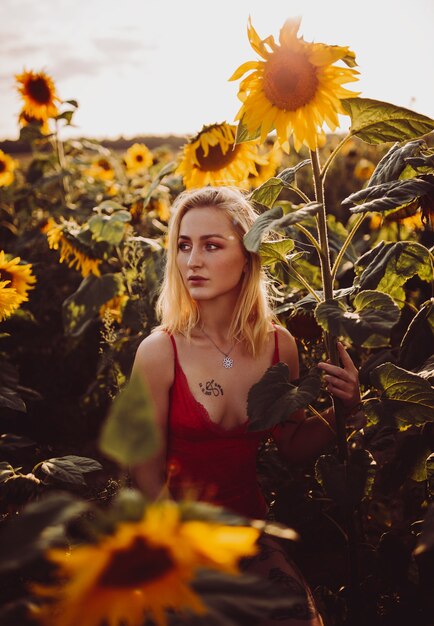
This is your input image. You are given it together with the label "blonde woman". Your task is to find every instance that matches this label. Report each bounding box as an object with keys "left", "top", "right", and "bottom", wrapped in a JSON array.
[{"left": 132, "top": 186, "right": 360, "bottom": 626}]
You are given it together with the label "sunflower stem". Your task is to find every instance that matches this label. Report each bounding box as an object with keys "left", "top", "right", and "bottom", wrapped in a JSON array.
[
  {"left": 330, "top": 213, "right": 366, "bottom": 282},
  {"left": 284, "top": 263, "right": 322, "bottom": 302},
  {"left": 287, "top": 185, "right": 311, "bottom": 204},
  {"left": 292, "top": 223, "right": 322, "bottom": 258},
  {"left": 320, "top": 133, "right": 352, "bottom": 181},
  {"left": 311, "top": 147, "right": 360, "bottom": 607}
]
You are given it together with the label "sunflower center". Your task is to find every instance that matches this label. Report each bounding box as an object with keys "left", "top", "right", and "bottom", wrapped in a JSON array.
[
  {"left": 28, "top": 77, "right": 52, "bottom": 105},
  {"left": 263, "top": 50, "right": 318, "bottom": 111},
  {"left": 0, "top": 161, "right": 5, "bottom": 174},
  {"left": 196, "top": 143, "right": 239, "bottom": 172},
  {"left": 99, "top": 537, "right": 175, "bottom": 588},
  {"left": 98, "top": 159, "right": 111, "bottom": 171},
  {"left": 136, "top": 155, "right": 144, "bottom": 162}
]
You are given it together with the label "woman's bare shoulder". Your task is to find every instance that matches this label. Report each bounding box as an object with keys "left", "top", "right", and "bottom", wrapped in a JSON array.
[
  {"left": 133, "top": 330, "right": 174, "bottom": 380},
  {"left": 274, "top": 324, "right": 299, "bottom": 375}
]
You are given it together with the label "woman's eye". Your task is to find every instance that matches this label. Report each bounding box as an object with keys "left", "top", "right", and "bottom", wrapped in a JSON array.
[
  {"left": 178, "top": 242, "right": 190, "bottom": 251},
  {"left": 206, "top": 243, "right": 219, "bottom": 250}
]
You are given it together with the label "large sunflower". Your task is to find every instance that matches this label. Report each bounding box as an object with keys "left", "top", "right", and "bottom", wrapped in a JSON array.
[
  {"left": 229, "top": 18, "right": 359, "bottom": 152},
  {"left": 33, "top": 500, "right": 259, "bottom": 626},
  {"left": 15, "top": 70, "right": 60, "bottom": 121},
  {"left": 0, "top": 251, "right": 36, "bottom": 303},
  {"left": 44, "top": 219, "right": 102, "bottom": 277},
  {"left": 176, "top": 122, "right": 263, "bottom": 188},
  {"left": 0, "top": 149, "right": 18, "bottom": 187},
  {"left": 124, "top": 143, "right": 153, "bottom": 175}
]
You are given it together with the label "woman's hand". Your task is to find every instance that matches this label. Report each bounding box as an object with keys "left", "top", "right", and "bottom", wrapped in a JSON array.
[{"left": 318, "top": 342, "right": 361, "bottom": 413}]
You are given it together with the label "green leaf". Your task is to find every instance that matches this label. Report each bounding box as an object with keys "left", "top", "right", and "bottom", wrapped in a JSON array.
[
  {"left": 235, "top": 116, "right": 261, "bottom": 144},
  {"left": 277, "top": 160, "right": 311, "bottom": 184},
  {"left": 315, "top": 449, "right": 376, "bottom": 509},
  {"left": 314, "top": 290, "right": 400, "bottom": 347},
  {"left": 250, "top": 178, "right": 284, "bottom": 208},
  {"left": 342, "top": 177, "right": 434, "bottom": 216},
  {"left": 63, "top": 273, "right": 123, "bottom": 337},
  {"left": 36, "top": 456, "right": 102, "bottom": 487},
  {"left": 243, "top": 203, "right": 320, "bottom": 253},
  {"left": 96, "top": 200, "right": 129, "bottom": 214},
  {"left": 259, "top": 239, "right": 295, "bottom": 267},
  {"left": 341, "top": 97, "right": 434, "bottom": 144},
  {"left": 247, "top": 364, "right": 321, "bottom": 432},
  {"left": 142, "top": 161, "right": 176, "bottom": 207},
  {"left": 88, "top": 211, "right": 131, "bottom": 245},
  {"left": 99, "top": 373, "right": 161, "bottom": 466},
  {"left": 370, "top": 362, "right": 434, "bottom": 427},
  {"left": 400, "top": 299, "right": 434, "bottom": 370},
  {"left": 0, "top": 493, "right": 89, "bottom": 573},
  {"left": 368, "top": 140, "right": 426, "bottom": 186},
  {"left": 355, "top": 242, "right": 433, "bottom": 306}
]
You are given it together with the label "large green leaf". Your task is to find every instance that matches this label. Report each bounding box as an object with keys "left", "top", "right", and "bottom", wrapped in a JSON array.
[
  {"left": 63, "top": 273, "right": 123, "bottom": 337},
  {"left": 0, "top": 493, "right": 89, "bottom": 573},
  {"left": 370, "top": 362, "right": 434, "bottom": 427},
  {"left": 314, "top": 290, "right": 400, "bottom": 347},
  {"left": 88, "top": 210, "right": 131, "bottom": 245},
  {"left": 341, "top": 98, "right": 434, "bottom": 144},
  {"left": 315, "top": 449, "right": 376, "bottom": 509},
  {"left": 400, "top": 299, "right": 434, "bottom": 370},
  {"left": 243, "top": 203, "right": 320, "bottom": 252},
  {"left": 355, "top": 241, "right": 433, "bottom": 306},
  {"left": 250, "top": 178, "right": 284, "bottom": 209},
  {"left": 36, "top": 455, "right": 102, "bottom": 487},
  {"left": 342, "top": 177, "right": 434, "bottom": 216},
  {"left": 99, "top": 373, "right": 161, "bottom": 466},
  {"left": 368, "top": 140, "right": 426, "bottom": 186},
  {"left": 247, "top": 363, "right": 321, "bottom": 432},
  {"left": 259, "top": 239, "right": 295, "bottom": 267}
]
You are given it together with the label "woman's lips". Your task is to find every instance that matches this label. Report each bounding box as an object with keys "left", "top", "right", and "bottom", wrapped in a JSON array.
[{"left": 188, "top": 276, "right": 208, "bottom": 283}]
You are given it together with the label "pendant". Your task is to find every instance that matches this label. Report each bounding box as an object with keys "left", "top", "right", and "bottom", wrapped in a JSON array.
[{"left": 223, "top": 356, "right": 234, "bottom": 368}]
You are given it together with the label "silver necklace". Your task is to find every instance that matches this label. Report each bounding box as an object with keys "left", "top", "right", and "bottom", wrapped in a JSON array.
[{"left": 200, "top": 327, "right": 235, "bottom": 368}]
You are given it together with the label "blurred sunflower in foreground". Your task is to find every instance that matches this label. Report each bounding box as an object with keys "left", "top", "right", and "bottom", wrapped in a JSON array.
[
  {"left": 0, "top": 149, "right": 18, "bottom": 187},
  {"left": 124, "top": 143, "right": 153, "bottom": 175},
  {"left": 229, "top": 18, "right": 359, "bottom": 152},
  {"left": 176, "top": 122, "right": 264, "bottom": 188},
  {"left": 43, "top": 219, "right": 102, "bottom": 277},
  {"left": 32, "top": 500, "right": 259, "bottom": 626},
  {"left": 0, "top": 251, "right": 36, "bottom": 321},
  {"left": 15, "top": 70, "right": 60, "bottom": 122}
]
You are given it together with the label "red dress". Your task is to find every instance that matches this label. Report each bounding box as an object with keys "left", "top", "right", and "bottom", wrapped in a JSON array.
[{"left": 166, "top": 332, "right": 280, "bottom": 519}]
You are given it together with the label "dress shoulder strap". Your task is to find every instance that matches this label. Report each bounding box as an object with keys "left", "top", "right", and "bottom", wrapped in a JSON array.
[{"left": 272, "top": 326, "right": 280, "bottom": 363}]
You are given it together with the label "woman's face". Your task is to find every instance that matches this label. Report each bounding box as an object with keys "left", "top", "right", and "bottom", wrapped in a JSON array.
[{"left": 176, "top": 206, "right": 247, "bottom": 303}]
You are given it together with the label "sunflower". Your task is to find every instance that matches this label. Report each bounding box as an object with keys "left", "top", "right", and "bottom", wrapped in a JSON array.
[
  {"left": 18, "top": 109, "right": 51, "bottom": 135},
  {"left": 244, "top": 143, "right": 283, "bottom": 188},
  {"left": 229, "top": 18, "right": 360, "bottom": 152},
  {"left": 44, "top": 219, "right": 101, "bottom": 277},
  {"left": 0, "top": 281, "right": 21, "bottom": 321},
  {"left": 176, "top": 122, "right": 264, "bottom": 188},
  {"left": 85, "top": 157, "right": 115, "bottom": 182},
  {"left": 124, "top": 143, "right": 153, "bottom": 175},
  {"left": 15, "top": 70, "right": 60, "bottom": 121},
  {"left": 32, "top": 500, "right": 259, "bottom": 626},
  {"left": 0, "top": 251, "right": 36, "bottom": 303},
  {"left": 0, "top": 149, "right": 18, "bottom": 187}
]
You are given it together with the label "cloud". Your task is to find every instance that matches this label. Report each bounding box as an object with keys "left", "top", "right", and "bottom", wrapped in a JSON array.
[
  {"left": 93, "top": 36, "right": 153, "bottom": 56},
  {"left": 51, "top": 56, "right": 107, "bottom": 80}
]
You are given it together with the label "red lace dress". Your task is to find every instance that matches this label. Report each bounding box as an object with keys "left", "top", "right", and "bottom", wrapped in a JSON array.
[{"left": 166, "top": 332, "right": 280, "bottom": 519}]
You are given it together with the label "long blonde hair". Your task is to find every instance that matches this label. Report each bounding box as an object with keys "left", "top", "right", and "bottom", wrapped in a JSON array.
[{"left": 155, "top": 186, "right": 276, "bottom": 356}]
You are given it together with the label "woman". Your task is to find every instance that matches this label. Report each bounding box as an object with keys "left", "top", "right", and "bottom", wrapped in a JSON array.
[{"left": 131, "top": 186, "right": 360, "bottom": 626}]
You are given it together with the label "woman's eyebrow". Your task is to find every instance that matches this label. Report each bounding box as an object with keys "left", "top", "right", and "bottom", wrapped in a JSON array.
[{"left": 178, "top": 234, "right": 228, "bottom": 240}]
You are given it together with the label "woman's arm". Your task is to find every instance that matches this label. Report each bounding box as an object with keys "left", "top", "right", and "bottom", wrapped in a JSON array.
[
  {"left": 129, "top": 331, "right": 174, "bottom": 499},
  {"left": 272, "top": 327, "right": 360, "bottom": 465}
]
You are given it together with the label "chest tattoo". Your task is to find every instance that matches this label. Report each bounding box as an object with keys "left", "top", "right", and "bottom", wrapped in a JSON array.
[{"left": 199, "top": 379, "right": 224, "bottom": 397}]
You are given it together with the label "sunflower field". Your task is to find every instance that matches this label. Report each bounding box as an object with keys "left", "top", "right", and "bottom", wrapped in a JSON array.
[{"left": 1, "top": 17, "right": 434, "bottom": 626}]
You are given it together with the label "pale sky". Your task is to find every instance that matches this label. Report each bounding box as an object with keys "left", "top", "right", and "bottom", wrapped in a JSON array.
[{"left": 1, "top": 0, "right": 433, "bottom": 141}]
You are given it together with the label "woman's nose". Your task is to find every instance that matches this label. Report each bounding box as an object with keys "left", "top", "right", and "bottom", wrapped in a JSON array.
[{"left": 187, "top": 247, "right": 203, "bottom": 268}]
